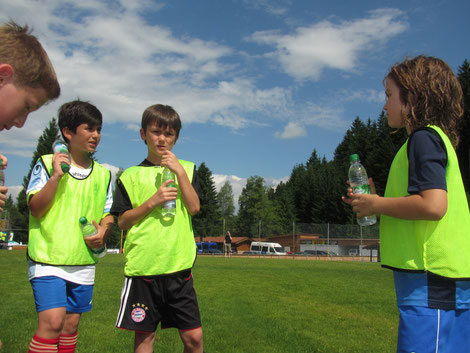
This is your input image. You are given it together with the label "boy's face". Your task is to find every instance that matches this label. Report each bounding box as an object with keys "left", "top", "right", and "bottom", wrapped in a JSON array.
[
  {"left": 0, "top": 64, "right": 48, "bottom": 131},
  {"left": 140, "top": 123, "right": 177, "bottom": 158},
  {"left": 384, "top": 78, "right": 409, "bottom": 132},
  {"left": 64, "top": 123, "right": 102, "bottom": 154}
]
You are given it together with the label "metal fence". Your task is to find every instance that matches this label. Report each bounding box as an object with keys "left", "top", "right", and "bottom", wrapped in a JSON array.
[{"left": 295, "top": 222, "right": 380, "bottom": 239}]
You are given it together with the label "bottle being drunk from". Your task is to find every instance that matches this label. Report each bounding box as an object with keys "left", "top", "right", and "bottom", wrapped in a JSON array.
[
  {"left": 162, "top": 167, "right": 176, "bottom": 217},
  {"left": 52, "top": 138, "right": 71, "bottom": 173},
  {"left": 79, "top": 216, "right": 106, "bottom": 258},
  {"left": 348, "top": 154, "right": 377, "bottom": 226}
]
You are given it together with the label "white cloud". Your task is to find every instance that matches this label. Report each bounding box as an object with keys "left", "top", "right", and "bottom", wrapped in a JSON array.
[
  {"left": 275, "top": 121, "right": 306, "bottom": 139},
  {"left": 248, "top": 8, "right": 407, "bottom": 81},
  {"left": 339, "top": 88, "right": 385, "bottom": 105},
  {"left": 242, "top": 0, "right": 291, "bottom": 15},
  {"left": 0, "top": 0, "right": 293, "bottom": 155},
  {"left": 6, "top": 185, "right": 23, "bottom": 202}
]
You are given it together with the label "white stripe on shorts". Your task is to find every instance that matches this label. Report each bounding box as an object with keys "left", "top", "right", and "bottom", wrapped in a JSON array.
[
  {"left": 116, "top": 277, "right": 132, "bottom": 327},
  {"left": 435, "top": 309, "right": 440, "bottom": 353}
]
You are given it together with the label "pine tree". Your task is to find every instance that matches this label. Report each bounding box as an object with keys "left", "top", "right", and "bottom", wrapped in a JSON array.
[
  {"left": 271, "top": 181, "right": 296, "bottom": 235},
  {"left": 13, "top": 118, "right": 60, "bottom": 242},
  {"left": 237, "top": 176, "right": 277, "bottom": 237},
  {"left": 216, "top": 181, "right": 236, "bottom": 235},
  {"left": 192, "top": 162, "right": 221, "bottom": 240}
]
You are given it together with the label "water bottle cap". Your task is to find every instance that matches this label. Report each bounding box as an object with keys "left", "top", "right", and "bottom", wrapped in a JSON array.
[
  {"left": 349, "top": 154, "right": 360, "bottom": 162},
  {"left": 79, "top": 217, "right": 87, "bottom": 224}
]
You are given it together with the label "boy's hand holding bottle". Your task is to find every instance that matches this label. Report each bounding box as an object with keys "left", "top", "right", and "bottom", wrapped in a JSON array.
[
  {"left": 51, "top": 138, "right": 71, "bottom": 178},
  {"left": 80, "top": 218, "right": 107, "bottom": 251}
]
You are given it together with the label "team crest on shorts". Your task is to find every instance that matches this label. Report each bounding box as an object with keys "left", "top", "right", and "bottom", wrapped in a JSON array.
[{"left": 131, "top": 303, "right": 148, "bottom": 323}]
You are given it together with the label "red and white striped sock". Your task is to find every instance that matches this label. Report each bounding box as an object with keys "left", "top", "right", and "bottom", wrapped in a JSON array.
[
  {"left": 28, "top": 335, "right": 59, "bottom": 353},
  {"left": 58, "top": 332, "right": 78, "bottom": 353}
]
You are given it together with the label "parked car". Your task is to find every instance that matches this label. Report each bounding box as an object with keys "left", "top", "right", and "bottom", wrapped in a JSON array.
[
  {"left": 348, "top": 249, "right": 359, "bottom": 256},
  {"left": 202, "top": 249, "right": 222, "bottom": 254},
  {"left": 293, "top": 252, "right": 316, "bottom": 256},
  {"left": 304, "top": 250, "right": 328, "bottom": 256},
  {"left": 242, "top": 251, "right": 258, "bottom": 255}
]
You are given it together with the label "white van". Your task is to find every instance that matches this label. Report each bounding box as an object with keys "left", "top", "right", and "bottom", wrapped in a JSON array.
[{"left": 250, "top": 241, "right": 287, "bottom": 256}]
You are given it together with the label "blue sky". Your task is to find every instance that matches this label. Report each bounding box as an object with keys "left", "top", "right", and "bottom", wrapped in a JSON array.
[{"left": 1, "top": 0, "right": 469, "bottom": 204}]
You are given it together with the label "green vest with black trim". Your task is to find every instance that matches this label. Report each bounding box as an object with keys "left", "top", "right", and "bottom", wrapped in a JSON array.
[
  {"left": 380, "top": 126, "right": 470, "bottom": 279},
  {"left": 119, "top": 160, "right": 197, "bottom": 277},
  {"left": 28, "top": 155, "right": 111, "bottom": 265}
]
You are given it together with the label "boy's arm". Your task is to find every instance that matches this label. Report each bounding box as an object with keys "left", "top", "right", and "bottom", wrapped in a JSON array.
[
  {"left": 350, "top": 189, "right": 447, "bottom": 221},
  {"left": 162, "top": 151, "right": 200, "bottom": 216},
  {"left": 29, "top": 153, "right": 70, "bottom": 218},
  {"left": 118, "top": 178, "right": 177, "bottom": 230}
]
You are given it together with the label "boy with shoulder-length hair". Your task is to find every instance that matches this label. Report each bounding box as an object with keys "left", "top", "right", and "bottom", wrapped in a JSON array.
[
  {"left": 112, "top": 104, "right": 204, "bottom": 353},
  {"left": 27, "top": 100, "right": 113, "bottom": 353}
]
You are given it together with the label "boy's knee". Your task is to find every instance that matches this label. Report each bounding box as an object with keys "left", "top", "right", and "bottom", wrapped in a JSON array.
[
  {"left": 42, "top": 315, "right": 66, "bottom": 334},
  {"left": 181, "top": 328, "right": 203, "bottom": 349}
]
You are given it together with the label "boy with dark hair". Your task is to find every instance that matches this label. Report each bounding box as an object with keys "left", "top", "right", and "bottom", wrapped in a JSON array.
[
  {"left": 26, "top": 100, "right": 113, "bottom": 353},
  {"left": 112, "top": 104, "right": 204, "bottom": 353}
]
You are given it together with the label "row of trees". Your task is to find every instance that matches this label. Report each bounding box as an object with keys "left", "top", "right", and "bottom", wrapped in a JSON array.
[{"left": 4, "top": 60, "right": 470, "bottom": 245}]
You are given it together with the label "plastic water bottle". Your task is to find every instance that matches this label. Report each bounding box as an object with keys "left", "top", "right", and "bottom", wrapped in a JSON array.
[
  {"left": 0, "top": 160, "right": 5, "bottom": 187},
  {"left": 162, "top": 167, "right": 176, "bottom": 217},
  {"left": 52, "top": 138, "right": 71, "bottom": 173},
  {"left": 79, "top": 216, "right": 106, "bottom": 258},
  {"left": 348, "top": 154, "right": 377, "bottom": 226}
]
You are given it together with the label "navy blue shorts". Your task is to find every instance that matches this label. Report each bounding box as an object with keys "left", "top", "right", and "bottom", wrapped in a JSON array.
[
  {"left": 116, "top": 270, "right": 201, "bottom": 332},
  {"left": 30, "top": 276, "right": 93, "bottom": 313}
]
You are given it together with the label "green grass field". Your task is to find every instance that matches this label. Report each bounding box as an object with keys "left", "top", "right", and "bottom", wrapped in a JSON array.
[{"left": 0, "top": 251, "right": 398, "bottom": 353}]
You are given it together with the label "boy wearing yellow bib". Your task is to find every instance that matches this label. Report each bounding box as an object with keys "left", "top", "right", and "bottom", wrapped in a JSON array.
[
  {"left": 112, "top": 104, "right": 203, "bottom": 353},
  {"left": 347, "top": 56, "right": 470, "bottom": 353},
  {"left": 27, "top": 101, "right": 114, "bottom": 353}
]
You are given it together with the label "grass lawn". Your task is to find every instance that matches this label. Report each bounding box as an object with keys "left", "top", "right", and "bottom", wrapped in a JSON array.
[{"left": 0, "top": 251, "right": 398, "bottom": 352}]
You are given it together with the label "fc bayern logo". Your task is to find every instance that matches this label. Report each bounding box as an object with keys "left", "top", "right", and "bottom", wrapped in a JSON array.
[{"left": 131, "top": 307, "right": 146, "bottom": 323}]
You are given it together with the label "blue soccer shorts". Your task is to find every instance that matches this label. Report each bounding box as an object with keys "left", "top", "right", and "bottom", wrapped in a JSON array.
[
  {"left": 30, "top": 276, "right": 94, "bottom": 313},
  {"left": 397, "top": 305, "right": 470, "bottom": 353}
]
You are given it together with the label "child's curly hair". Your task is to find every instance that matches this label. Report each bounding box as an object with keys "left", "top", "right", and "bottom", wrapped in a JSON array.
[{"left": 385, "top": 55, "right": 463, "bottom": 148}]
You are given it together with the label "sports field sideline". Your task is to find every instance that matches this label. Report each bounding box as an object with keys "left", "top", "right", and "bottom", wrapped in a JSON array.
[{"left": 0, "top": 250, "right": 398, "bottom": 352}]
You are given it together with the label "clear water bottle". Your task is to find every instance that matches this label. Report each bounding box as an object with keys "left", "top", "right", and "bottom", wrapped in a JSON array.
[
  {"left": 0, "top": 160, "right": 5, "bottom": 187},
  {"left": 79, "top": 216, "right": 106, "bottom": 258},
  {"left": 52, "top": 138, "right": 71, "bottom": 173},
  {"left": 162, "top": 167, "right": 176, "bottom": 217},
  {"left": 348, "top": 154, "right": 377, "bottom": 226}
]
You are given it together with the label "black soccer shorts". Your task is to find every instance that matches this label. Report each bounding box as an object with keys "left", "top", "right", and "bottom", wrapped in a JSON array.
[{"left": 116, "top": 269, "right": 202, "bottom": 332}]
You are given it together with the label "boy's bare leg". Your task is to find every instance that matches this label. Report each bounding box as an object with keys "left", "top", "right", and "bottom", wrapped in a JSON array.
[
  {"left": 135, "top": 331, "right": 155, "bottom": 353},
  {"left": 62, "top": 312, "right": 81, "bottom": 334},
  {"left": 179, "top": 328, "right": 203, "bottom": 353},
  {"left": 36, "top": 307, "right": 67, "bottom": 338}
]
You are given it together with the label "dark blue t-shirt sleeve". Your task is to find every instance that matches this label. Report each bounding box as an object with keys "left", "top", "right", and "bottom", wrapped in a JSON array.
[{"left": 407, "top": 129, "right": 447, "bottom": 194}]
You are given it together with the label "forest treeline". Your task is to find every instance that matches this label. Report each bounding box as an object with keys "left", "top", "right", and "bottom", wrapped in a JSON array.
[{"left": 4, "top": 60, "right": 470, "bottom": 246}]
